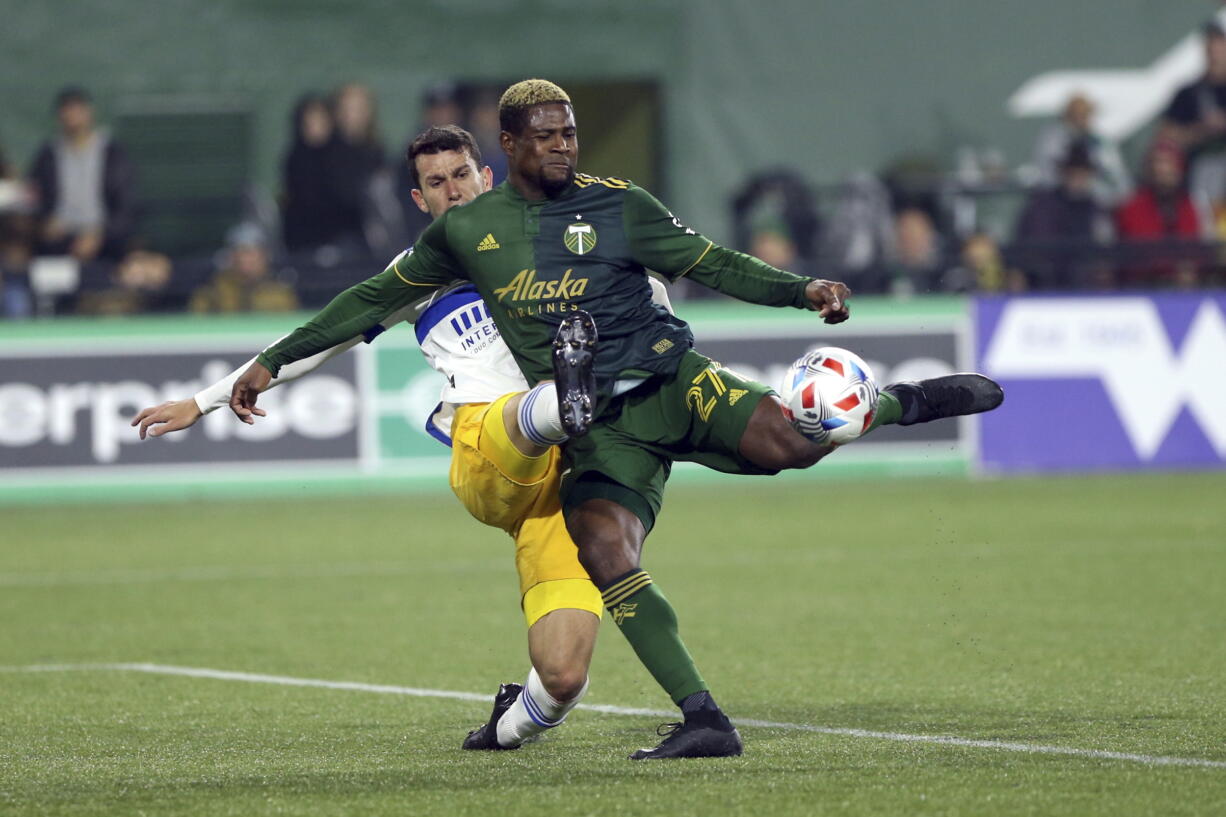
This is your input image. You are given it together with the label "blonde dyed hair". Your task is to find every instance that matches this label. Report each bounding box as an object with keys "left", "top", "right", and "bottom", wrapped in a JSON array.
[{"left": 499, "top": 79, "right": 572, "bottom": 133}]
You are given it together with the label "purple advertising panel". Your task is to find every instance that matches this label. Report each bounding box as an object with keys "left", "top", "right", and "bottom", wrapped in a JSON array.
[{"left": 975, "top": 293, "right": 1226, "bottom": 472}]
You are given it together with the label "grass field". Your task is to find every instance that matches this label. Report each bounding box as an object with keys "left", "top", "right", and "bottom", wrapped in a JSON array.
[{"left": 2, "top": 473, "right": 1224, "bottom": 816}]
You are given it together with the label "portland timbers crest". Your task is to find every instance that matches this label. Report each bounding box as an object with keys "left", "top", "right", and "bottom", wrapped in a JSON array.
[{"left": 564, "top": 220, "right": 597, "bottom": 255}]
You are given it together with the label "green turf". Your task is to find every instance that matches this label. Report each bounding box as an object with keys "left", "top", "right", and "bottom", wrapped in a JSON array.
[{"left": 1, "top": 473, "right": 1224, "bottom": 816}]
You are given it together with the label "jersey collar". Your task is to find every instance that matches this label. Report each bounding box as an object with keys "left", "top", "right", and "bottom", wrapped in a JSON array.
[{"left": 498, "top": 178, "right": 580, "bottom": 205}]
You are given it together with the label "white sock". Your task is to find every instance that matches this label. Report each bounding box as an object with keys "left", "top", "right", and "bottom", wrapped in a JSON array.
[
  {"left": 517, "top": 383, "right": 567, "bottom": 447},
  {"left": 495, "top": 666, "right": 588, "bottom": 747}
]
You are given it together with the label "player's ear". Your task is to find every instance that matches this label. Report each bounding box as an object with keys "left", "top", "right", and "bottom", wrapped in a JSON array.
[
  {"left": 499, "top": 129, "right": 514, "bottom": 157},
  {"left": 410, "top": 188, "right": 430, "bottom": 214},
  {"left": 480, "top": 165, "right": 494, "bottom": 191}
]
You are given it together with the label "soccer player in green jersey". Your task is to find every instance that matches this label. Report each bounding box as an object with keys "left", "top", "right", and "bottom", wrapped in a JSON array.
[{"left": 232, "top": 79, "right": 1003, "bottom": 759}]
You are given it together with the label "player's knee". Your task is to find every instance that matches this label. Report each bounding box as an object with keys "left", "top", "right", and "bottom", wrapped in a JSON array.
[
  {"left": 740, "top": 396, "right": 825, "bottom": 470},
  {"left": 566, "top": 500, "right": 644, "bottom": 585},
  {"left": 537, "top": 666, "right": 588, "bottom": 702},
  {"left": 778, "top": 431, "right": 828, "bottom": 470},
  {"left": 745, "top": 416, "right": 828, "bottom": 471}
]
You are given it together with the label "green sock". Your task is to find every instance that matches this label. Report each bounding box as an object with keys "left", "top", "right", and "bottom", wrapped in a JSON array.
[
  {"left": 866, "top": 390, "right": 902, "bottom": 433},
  {"left": 600, "top": 569, "right": 707, "bottom": 705}
]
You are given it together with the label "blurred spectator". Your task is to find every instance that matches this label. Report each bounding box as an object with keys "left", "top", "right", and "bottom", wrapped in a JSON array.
[
  {"left": 0, "top": 138, "right": 33, "bottom": 317},
  {"left": 731, "top": 170, "right": 819, "bottom": 267},
  {"left": 1161, "top": 20, "right": 1226, "bottom": 216},
  {"left": 749, "top": 225, "right": 810, "bottom": 277},
  {"left": 27, "top": 86, "right": 134, "bottom": 262},
  {"left": 396, "top": 84, "right": 466, "bottom": 242},
  {"left": 468, "top": 89, "right": 508, "bottom": 185},
  {"left": 331, "top": 82, "right": 382, "bottom": 224},
  {"left": 0, "top": 213, "right": 34, "bottom": 318},
  {"left": 879, "top": 207, "right": 947, "bottom": 296},
  {"left": 328, "top": 82, "right": 386, "bottom": 251},
  {"left": 419, "top": 82, "right": 463, "bottom": 130},
  {"left": 944, "top": 233, "right": 1026, "bottom": 293},
  {"left": 1032, "top": 93, "right": 1130, "bottom": 206},
  {"left": 76, "top": 250, "right": 173, "bottom": 316},
  {"left": 815, "top": 172, "right": 894, "bottom": 277},
  {"left": 1115, "top": 141, "right": 1206, "bottom": 286},
  {"left": 1014, "top": 143, "right": 1113, "bottom": 287},
  {"left": 189, "top": 223, "right": 298, "bottom": 313},
  {"left": 1116, "top": 142, "right": 1203, "bottom": 239},
  {"left": 280, "top": 85, "right": 389, "bottom": 256},
  {"left": 282, "top": 94, "right": 348, "bottom": 252}
]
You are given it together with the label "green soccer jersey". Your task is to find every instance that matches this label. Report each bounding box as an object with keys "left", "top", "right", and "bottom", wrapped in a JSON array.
[{"left": 259, "top": 174, "right": 814, "bottom": 392}]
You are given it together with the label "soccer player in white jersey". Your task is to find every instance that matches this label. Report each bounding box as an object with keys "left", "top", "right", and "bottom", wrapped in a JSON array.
[{"left": 132, "top": 126, "right": 674, "bottom": 751}]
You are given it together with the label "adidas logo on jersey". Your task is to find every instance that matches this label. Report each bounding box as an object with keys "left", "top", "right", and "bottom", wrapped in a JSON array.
[{"left": 476, "top": 233, "right": 500, "bottom": 252}]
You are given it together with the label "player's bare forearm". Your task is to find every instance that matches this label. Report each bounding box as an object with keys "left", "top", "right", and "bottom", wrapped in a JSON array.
[{"left": 130, "top": 399, "right": 203, "bottom": 440}]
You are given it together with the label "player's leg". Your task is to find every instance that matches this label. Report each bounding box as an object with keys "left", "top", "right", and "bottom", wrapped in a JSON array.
[
  {"left": 527, "top": 607, "right": 598, "bottom": 702},
  {"left": 738, "top": 374, "right": 1004, "bottom": 471},
  {"left": 487, "top": 506, "right": 606, "bottom": 749},
  {"left": 562, "top": 480, "right": 741, "bottom": 759},
  {"left": 879, "top": 374, "right": 1004, "bottom": 427},
  {"left": 456, "top": 423, "right": 604, "bottom": 751},
  {"left": 480, "top": 606, "right": 598, "bottom": 749},
  {"left": 555, "top": 314, "right": 741, "bottom": 759}
]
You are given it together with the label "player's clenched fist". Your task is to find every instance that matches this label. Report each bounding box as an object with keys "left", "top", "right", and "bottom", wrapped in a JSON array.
[
  {"left": 229, "top": 361, "right": 273, "bottom": 425},
  {"left": 804, "top": 279, "right": 851, "bottom": 324}
]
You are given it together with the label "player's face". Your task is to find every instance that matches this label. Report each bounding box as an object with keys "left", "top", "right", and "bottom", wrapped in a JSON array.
[
  {"left": 57, "top": 101, "right": 93, "bottom": 136},
  {"left": 410, "top": 150, "right": 493, "bottom": 219},
  {"left": 504, "top": 103, "right": 577, "bottom": 198}
]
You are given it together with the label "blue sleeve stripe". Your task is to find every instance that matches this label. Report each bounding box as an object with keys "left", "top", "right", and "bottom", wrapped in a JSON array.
[{"left": 414, "top": 285, "right": 482, "bottom": 344}]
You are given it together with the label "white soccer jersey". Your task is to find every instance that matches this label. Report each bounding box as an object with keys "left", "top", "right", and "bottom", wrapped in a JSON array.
[{"left": 416, "top": 285, "right": 529, "bottom": 401}]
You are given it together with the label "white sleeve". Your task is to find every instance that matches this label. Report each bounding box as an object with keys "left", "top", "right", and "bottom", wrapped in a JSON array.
[
  {"left": 648, "top": 275, "right": 674, "bottom": 315},
  {"left": 192, "top": 305, "right": 418, "bottom": 414},
  {"left": 192, "top": 335, "right": 362, "bottom": 414}
]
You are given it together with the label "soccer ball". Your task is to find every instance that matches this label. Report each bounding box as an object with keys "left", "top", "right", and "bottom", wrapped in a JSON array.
[{"left": 780, "top": 347, "right": 879, "bottom": 445}]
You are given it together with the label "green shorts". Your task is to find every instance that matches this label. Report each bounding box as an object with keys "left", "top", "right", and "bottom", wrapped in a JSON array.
[{"left": 559, "top": 349, "right": 778, "bottom": 532}]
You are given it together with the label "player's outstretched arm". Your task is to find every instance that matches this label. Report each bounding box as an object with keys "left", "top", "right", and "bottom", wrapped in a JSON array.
[
  {"left": 623, "top": 186, "right": 849, "bottom": 324},
  {"left": 235, "top": 234, "right": 459, "bottom": 421},
  {"left": 135, "top": 301, "right": 421, "bottom": 438}
]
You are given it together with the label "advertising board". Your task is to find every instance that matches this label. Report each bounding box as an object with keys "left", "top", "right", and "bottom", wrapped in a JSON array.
[{"left": 976, "top": 293, "right": 1226, "bottom": 471}]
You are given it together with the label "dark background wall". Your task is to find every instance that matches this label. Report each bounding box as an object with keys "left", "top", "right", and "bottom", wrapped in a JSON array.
[{"left": 1, "top": 0, "right": 1211, "bottom": 243}]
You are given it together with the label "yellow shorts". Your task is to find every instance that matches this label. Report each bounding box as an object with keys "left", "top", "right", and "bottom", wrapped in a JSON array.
[{"left": 449, "top": 394, "right": 603, "bottom": 629}]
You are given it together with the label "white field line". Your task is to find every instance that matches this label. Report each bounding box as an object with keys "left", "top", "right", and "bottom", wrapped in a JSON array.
[{"left": 4, "top": 662, "right": 1224, "bottom": 770}]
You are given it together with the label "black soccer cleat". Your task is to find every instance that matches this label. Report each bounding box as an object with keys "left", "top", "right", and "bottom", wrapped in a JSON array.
[
  {"left": 552, "top": 310, "right": 598, "bottom": 438},
  {"left": 461, "top": 682, "right": 523, "bottom": 751},
  {"left": 629, "top": 720, "right": 744, "bottom": 760},
  {"left": 884, "top": 373, "right": 1004, "bottom": 426}
]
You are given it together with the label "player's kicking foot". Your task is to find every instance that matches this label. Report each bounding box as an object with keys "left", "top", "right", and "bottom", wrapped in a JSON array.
[
  {"left": 629, "top": 719, "right": 744, "bottom": 760},
  {"left": 552, "top": 310, "right": 598, "bottom": 438},
  {"left": 461, "top": 682, "right": 523, "bottom": 751},
  {"left": 883, "top": 373, "right": 1003, "bottom": 426}
]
